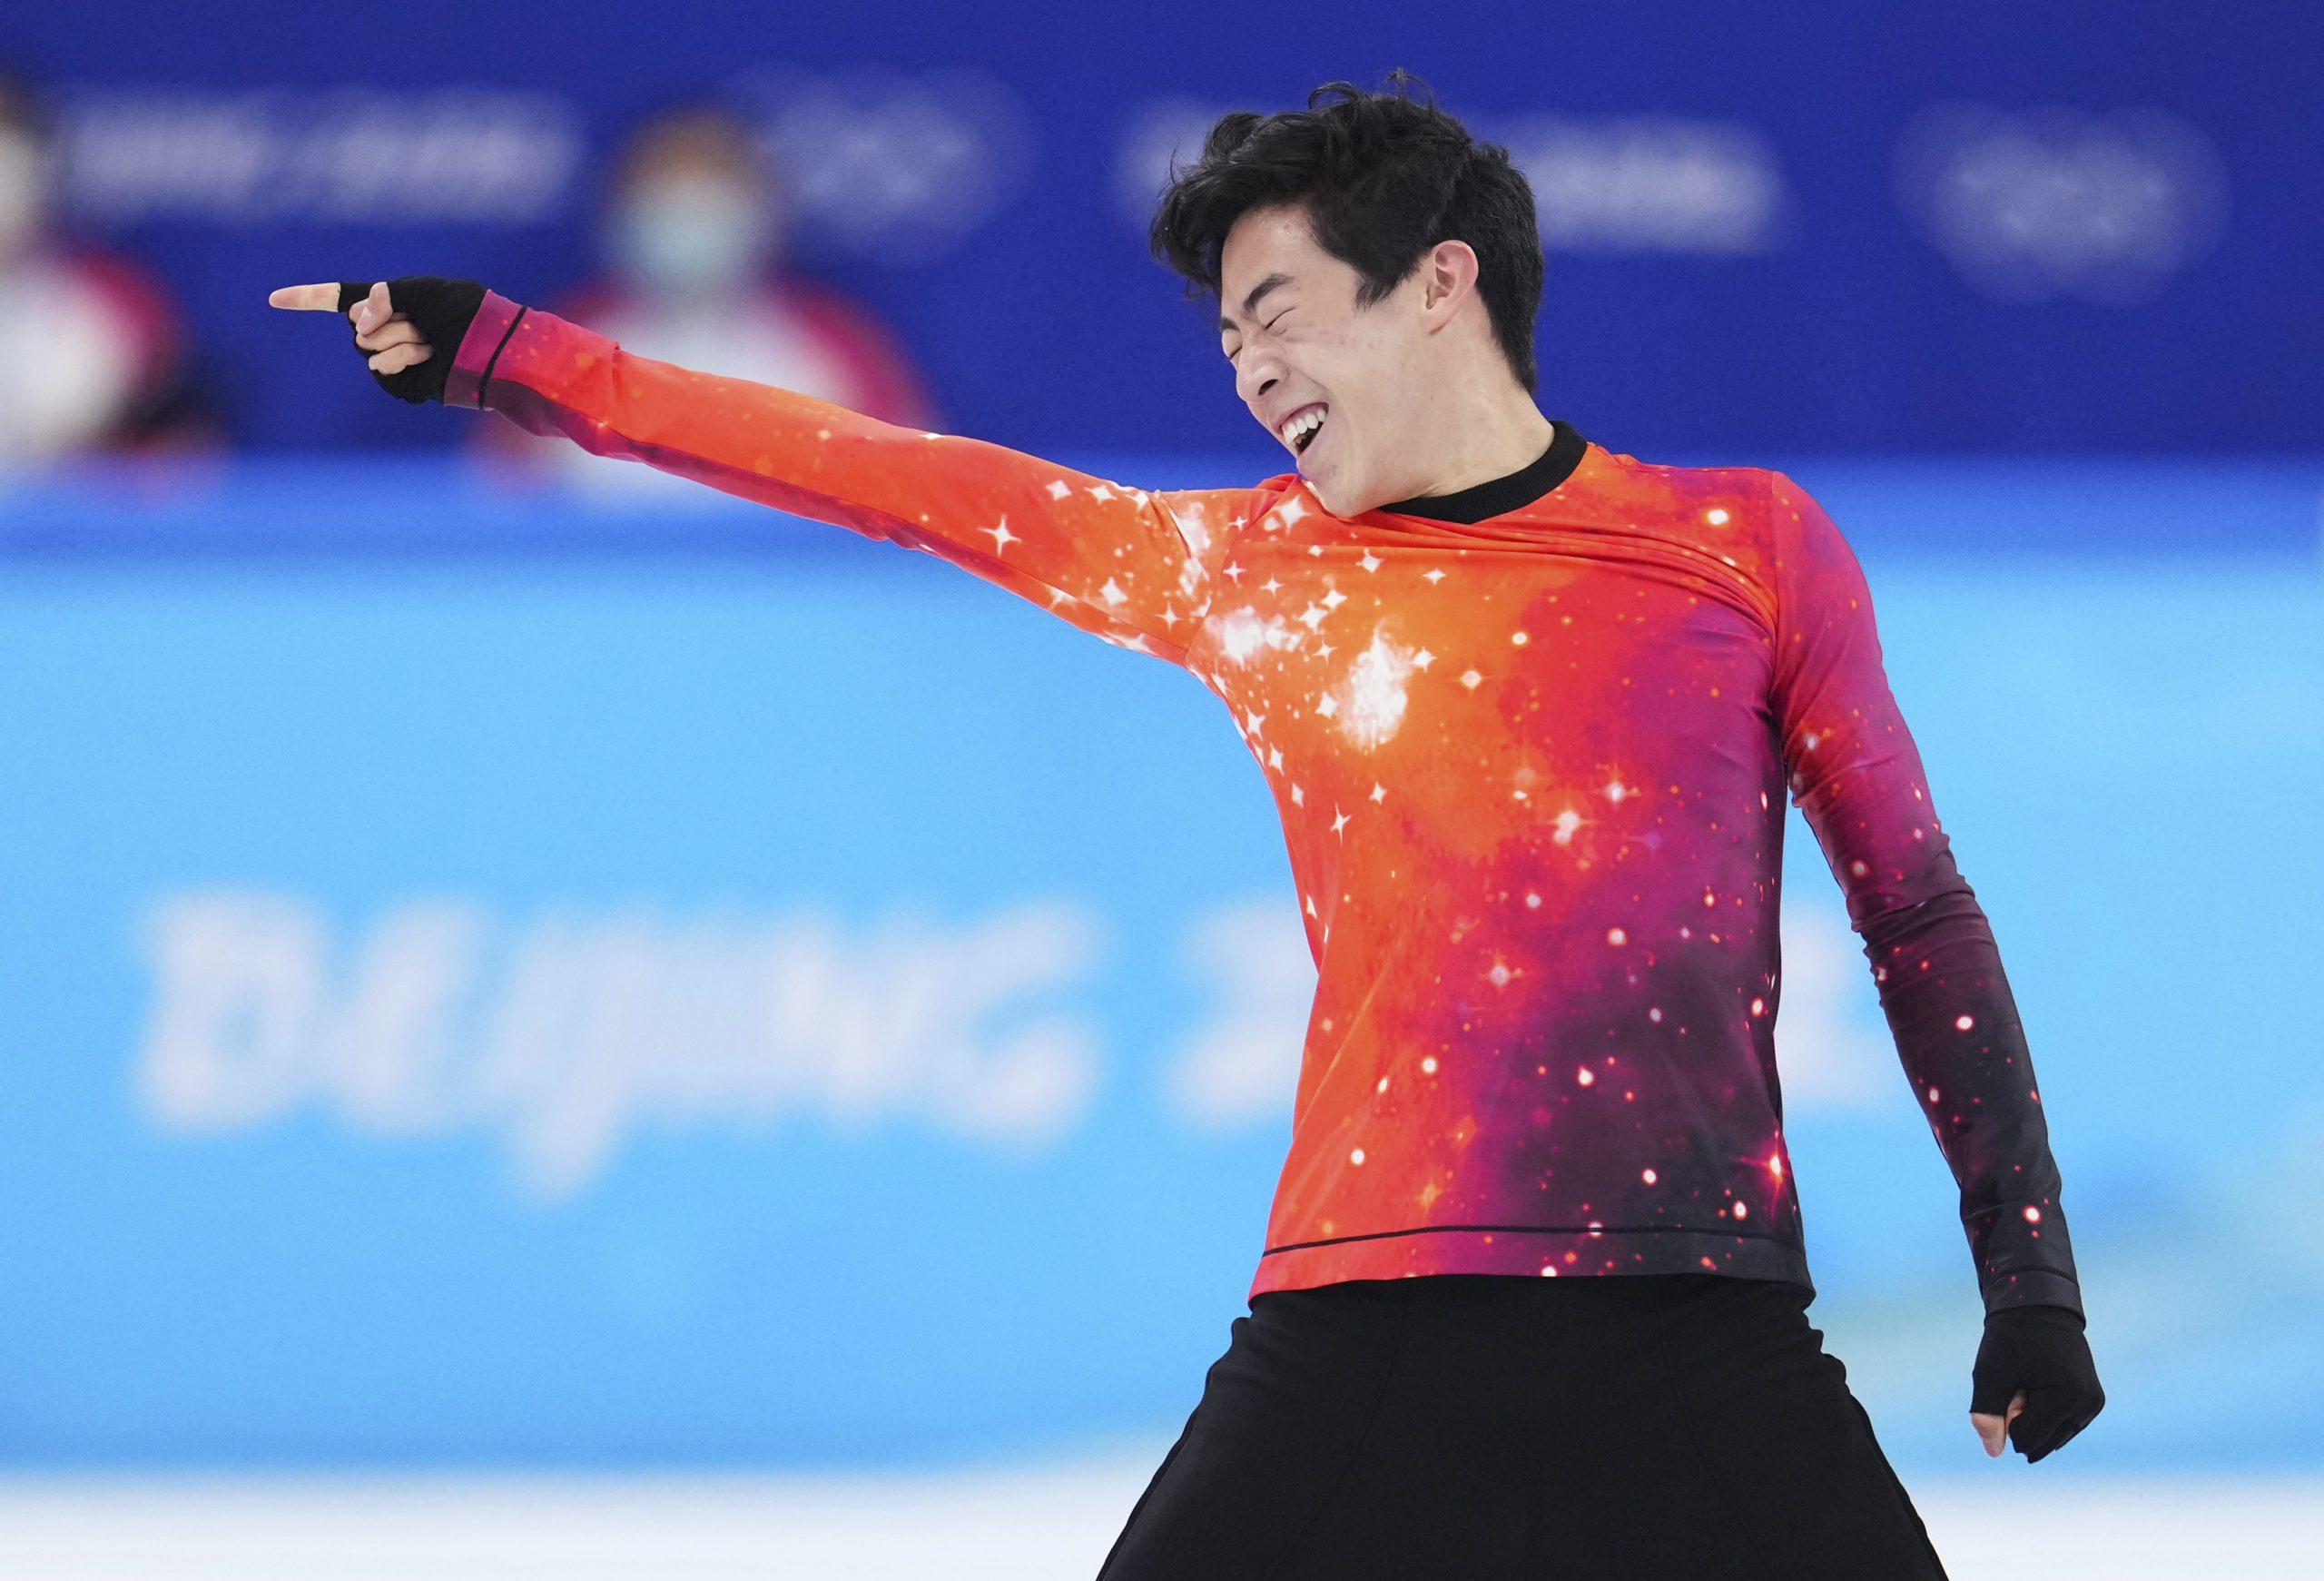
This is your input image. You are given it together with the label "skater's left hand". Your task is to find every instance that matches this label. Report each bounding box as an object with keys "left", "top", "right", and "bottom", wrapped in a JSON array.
[{"left": 1968, "top": 1303, "right": 2103, "bottom": 1462}]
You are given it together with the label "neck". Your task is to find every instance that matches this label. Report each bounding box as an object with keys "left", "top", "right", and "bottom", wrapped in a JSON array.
[{"left": 1396, "top": 371, "right": 1555, "bottom": 499}]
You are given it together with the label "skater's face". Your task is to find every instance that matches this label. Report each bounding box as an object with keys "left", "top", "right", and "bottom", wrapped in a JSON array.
[{"left": 1218, "top": 201, "right": 1482, "bottom": 518}]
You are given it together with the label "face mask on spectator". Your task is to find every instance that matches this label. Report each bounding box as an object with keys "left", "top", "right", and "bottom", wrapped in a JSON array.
[
  {"left": 612, "top": 174, "right": 771, "bottom": 297},
  {"left": 0, "top": 131, "right": 44, "bottom": 265}
]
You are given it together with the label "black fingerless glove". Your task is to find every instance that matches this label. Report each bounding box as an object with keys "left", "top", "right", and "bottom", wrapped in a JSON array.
[
  {"left": 339, "top": 276, "right": 487, "bottom": 405},
  {"left": 1970, "top": 1302, "right": 2105, "bottom": 1462}
]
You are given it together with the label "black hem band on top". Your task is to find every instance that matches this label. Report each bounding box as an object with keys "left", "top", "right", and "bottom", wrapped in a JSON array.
[
  {"left": 1376, "top": 419, "right": 1589, "bottom": 524},
  {"left": 1262, "top": 1220, "right": 1794, "bottom": 1257}
]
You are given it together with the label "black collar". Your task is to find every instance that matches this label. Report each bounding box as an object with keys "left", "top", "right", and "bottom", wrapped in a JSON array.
[{"left": 1376, "top": 420, "right": 1589, "bottom": 524}]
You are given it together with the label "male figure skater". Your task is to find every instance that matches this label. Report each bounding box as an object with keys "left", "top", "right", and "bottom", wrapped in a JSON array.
[{"left": 273, "top": 72, "right": 2102, "bottom": 1580}]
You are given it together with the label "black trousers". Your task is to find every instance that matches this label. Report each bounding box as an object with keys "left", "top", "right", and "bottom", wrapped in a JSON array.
[{"left": 1098, "top": 1272, "right": 1950, "bottom": 1581}]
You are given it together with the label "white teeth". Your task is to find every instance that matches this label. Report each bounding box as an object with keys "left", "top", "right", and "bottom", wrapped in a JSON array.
[{"left": 1278, "top": 406, "right": 1326, "bottom": 449}]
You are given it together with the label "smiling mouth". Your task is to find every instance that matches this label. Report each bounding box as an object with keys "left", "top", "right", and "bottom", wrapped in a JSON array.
[{"left": 1278, "top": 403, "right": 1328, "bottom": 455}]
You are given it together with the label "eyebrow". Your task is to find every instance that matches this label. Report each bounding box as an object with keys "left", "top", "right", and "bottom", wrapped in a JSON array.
[{"left": 1218, "top": 272, "right": 1294, "bottom": 333}]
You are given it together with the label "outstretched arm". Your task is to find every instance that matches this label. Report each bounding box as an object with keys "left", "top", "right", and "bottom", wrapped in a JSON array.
[{"left": 271, "top": 279, "right": 1256, "bottom": 666}]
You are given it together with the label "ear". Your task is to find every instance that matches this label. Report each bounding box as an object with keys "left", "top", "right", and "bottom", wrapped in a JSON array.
[{"left": 1418, "top": 239, "right": 1480, "bottom": 327}]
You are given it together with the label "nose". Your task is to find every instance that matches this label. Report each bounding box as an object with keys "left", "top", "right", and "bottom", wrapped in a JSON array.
[{"left": 1236, "top": 343, "right": 1283, "bottom": 410}]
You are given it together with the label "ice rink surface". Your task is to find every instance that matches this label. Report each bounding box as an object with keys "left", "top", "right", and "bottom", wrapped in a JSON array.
[{"left": 1, "top": 1459, "right": 2319, "bottom": 1580}]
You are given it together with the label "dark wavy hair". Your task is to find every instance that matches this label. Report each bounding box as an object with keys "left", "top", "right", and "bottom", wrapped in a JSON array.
[{"left": 1148, "top": 70, "right": 1543, "bottom": 394}]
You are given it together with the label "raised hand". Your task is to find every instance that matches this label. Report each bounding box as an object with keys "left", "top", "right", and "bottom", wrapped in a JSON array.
[
  {"left": 271, "top": 280, "right": 436, "bottom": 375},
  {"left": 268, "top": 277, "right": 488, "bottom": 405}
]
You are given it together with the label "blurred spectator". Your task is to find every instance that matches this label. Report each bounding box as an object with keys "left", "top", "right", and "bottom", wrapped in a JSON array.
[
  {"left": 0, "top": 68, "right": 218, "bottom": 465},
  {"left": 492, "top": 102, "right": 937, "bottom": 490}
]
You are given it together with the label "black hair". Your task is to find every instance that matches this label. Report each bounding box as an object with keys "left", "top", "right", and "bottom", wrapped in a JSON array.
[{"left": 1148, "top": 70, "right": 1543, "bottom": 394}]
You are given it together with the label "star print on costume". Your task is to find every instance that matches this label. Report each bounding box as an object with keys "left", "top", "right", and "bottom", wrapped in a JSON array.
[
  {"left": 1333, "top": 632, "right": 1420, "bottom": 750},
  {"left": 445, "top": 291, "right": 2084, "bottom": 1320}
]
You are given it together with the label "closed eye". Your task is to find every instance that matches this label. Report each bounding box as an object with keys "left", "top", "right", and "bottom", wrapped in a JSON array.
[{"left": 1224, "top": 312, "right": 1290, "bottom": 362}]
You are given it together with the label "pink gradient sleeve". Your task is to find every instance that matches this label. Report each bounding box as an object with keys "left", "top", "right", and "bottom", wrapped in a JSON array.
[{"left": 1768, "top": 471, "right": 2083, "bottom": 1315}]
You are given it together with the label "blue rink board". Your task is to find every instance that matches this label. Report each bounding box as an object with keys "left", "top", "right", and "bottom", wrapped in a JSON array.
[{"left": 0, "top": 456, "right": 2318, "bottom": 1473}]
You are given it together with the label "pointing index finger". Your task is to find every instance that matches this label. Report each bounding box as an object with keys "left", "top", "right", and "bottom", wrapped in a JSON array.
[{"left": 268, "top": 283, "right": 344, "bottom": 311}]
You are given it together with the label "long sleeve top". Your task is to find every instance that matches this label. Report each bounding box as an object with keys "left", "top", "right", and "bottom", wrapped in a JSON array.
[{"left": 445, "top": 292, "right": 2084, "bottom": 1318}]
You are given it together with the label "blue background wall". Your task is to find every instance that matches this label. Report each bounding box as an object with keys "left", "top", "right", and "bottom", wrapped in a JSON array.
[
  {"left": 3, "top": 0, "right": 2319, "bottom": 457},
  {"left": 0, "top": 455, "right": 2319, "bottom": 1473}
]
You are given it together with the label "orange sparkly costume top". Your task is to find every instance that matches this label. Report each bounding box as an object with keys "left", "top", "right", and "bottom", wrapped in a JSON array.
[{"left": 448, "top": 293, "right": 2084, "bottom": 1318}]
